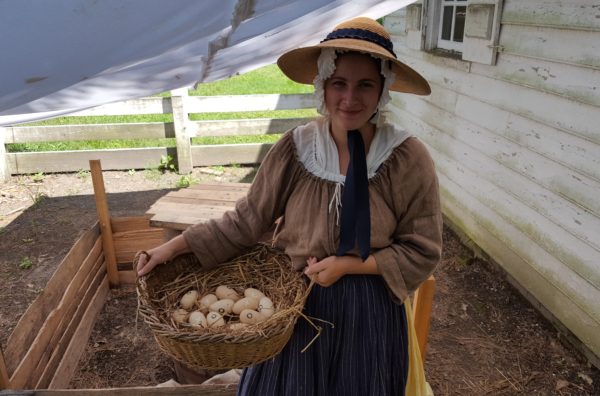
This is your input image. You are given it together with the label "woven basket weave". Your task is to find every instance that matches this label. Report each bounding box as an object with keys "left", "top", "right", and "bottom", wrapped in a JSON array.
[{"left": 136, "top": 244, "right": 309, "bottom": 370}]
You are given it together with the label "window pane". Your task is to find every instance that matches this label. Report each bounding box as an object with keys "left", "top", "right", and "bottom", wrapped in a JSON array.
[
  {"left": 441, "top": 6, "right": 453, "bottom": 40},
  {"left": 453, "top": 6, "right": 466, "bottom": 42}
]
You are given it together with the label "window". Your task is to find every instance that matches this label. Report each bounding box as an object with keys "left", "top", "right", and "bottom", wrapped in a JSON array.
[
  {"left": 438, "top": 0, "right": 467, "bottom": 52},
  {"left": 401, "top": 0, "right": 503, "bottom": 65}
]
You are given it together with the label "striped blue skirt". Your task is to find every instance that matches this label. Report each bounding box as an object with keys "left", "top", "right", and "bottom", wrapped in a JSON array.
[{"left": 237, "top": 275, "right": 408, "bottom": 395}]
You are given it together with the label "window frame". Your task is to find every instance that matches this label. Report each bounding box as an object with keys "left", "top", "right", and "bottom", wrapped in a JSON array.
[{"left": 436, "top": 0, "right": 467, "bottom": 52}]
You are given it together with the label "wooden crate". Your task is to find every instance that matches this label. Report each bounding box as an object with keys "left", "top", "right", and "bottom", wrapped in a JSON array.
[{"left": 0, "top": 216, "right": 237, "bottom": 395}]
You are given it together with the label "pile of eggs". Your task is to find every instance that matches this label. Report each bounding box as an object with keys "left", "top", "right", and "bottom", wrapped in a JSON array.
[{"left": 171, "top": 285, "right": 275, "bottom": 330}]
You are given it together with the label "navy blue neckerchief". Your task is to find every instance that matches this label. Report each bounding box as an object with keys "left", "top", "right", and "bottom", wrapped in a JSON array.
[{"left": 336, "top": 130, "right": 371, "bottom": 260}]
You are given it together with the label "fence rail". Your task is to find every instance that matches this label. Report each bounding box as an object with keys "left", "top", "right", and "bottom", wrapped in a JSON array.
[{"left": 0, "top": 90, "right": 316, "bottom": 178}]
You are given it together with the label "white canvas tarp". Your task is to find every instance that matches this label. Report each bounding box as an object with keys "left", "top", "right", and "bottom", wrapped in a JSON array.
[{"left": 0, "top": 0, "right": 414, "bottom": 126}]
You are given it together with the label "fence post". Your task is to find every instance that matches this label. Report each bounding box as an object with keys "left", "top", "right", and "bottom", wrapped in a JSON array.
[
  {"left": 171, "top": 88, "right": 193, "bottom": 174},
  {"left": 0, "top": 127, "right": 10, "bottom": 182}
]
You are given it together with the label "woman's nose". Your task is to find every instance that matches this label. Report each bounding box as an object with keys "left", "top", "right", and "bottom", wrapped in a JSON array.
[{"left": 341, "top": 87, "right": 358, "bottom": 104}]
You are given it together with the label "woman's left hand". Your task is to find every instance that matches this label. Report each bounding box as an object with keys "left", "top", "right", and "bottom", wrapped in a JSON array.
[
  {"left": 304, "top": 255, "right": 346, "bottom": 287},
  {"left": 304, "top": 254, "right": 380, "bottom": 287}
]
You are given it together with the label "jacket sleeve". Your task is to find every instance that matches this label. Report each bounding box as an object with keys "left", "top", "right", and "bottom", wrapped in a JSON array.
[
  {"left": 182, "top": 133, "right": 299, "bottom": 269},
  {"left": 371, "top": 138, "right": 443, "bottom": 303}
]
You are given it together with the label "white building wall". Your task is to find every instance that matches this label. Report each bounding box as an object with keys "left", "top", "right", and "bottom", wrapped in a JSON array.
[{"left": 385, "top": 0, "right": 600, "bottom": 362}]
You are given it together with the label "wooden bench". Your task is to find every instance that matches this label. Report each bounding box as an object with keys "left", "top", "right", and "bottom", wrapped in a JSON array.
[{"left": 146, "top": 182, "right": 435, "bottom": 359}]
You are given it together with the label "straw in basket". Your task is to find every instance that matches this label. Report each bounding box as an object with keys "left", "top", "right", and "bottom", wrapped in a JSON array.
[{"left": 136, "top": 243, "right": 313, "bottom": 370}]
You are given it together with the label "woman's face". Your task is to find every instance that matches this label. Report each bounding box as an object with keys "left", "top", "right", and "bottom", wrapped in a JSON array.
[{"left": 324, "top": 52, "right": 383, "bottom": 133}]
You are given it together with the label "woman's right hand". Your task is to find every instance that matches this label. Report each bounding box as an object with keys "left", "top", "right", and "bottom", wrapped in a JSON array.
[
  {"left": 136, "top": 234, "right": 191, "bottom": 277},
  {"left": 136, "top": 246, "right": 169, "bottom": 277}
]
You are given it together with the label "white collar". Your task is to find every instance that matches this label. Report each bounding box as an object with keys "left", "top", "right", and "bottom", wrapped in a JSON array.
[{"left": 293, "top": 117, "right": 412, "bottom": 183}]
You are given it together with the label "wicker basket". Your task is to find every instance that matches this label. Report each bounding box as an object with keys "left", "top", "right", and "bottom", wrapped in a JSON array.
[{"left": 136, "top": 244, "right": 310, "bottom": 370}]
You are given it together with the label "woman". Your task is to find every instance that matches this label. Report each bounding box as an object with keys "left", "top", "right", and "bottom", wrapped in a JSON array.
[{"left": 137, "top": 17, "right": 442, "bottom": 395}]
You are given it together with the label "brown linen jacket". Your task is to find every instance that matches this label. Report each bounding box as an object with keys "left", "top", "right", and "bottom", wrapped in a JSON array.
[{"left": 183, "top": 129, "right": 442, "bottom": 302}]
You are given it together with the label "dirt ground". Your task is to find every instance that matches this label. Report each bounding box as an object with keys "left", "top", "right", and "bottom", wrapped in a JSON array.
[{"left": 1, "top": 166, "right": 599, "bottom": 395}]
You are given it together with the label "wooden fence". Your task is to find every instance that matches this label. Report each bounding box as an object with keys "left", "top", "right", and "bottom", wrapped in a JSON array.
[{"left": 0, "top": 89, "right": 317, "bottom": 179}]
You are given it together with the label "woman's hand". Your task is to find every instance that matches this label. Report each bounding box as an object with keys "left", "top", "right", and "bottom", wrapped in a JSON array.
[
  {"left": 304, "top": 254, "right": 380, "bottom": 287},
  {"left": 304, "top": 256, "right": 345, "bottom": 287},
  {"left": 136, "top": 234, "right": 191, "bottom": 277}
]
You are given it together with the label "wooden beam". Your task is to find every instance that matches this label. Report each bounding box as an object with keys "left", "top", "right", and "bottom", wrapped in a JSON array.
[
  {"left": 0, "top": 345, "right": 9, "bottom": 390},
  {"left": 412, "top": 275, "right": 436, "bottom": 360},
  {"left": 0, "top": 383, "right": 237, "bottom": 395},
  {"left": 89, "top": 160, "right": 119, "bottom": 287},
  {"left": 4, "top": 225, "right": 100, "bottom": 374},
  {"left": 110, "top": 217, "right": 153, "bottom": 233},
  {"left": 0, "top": 127, "right": 10, "bottom": 181},
  {"left": 48, "top": 273, "right": 110, "bottom": 389},
  {"left": 35, "top": 256, "right": 105, "bottom": 389},
  {"left": 112, "top": 228, "right": 164, "bottom": 264},
  {"left": 171, "top": 89, "right": 192, "bottom": 174},
  {"left": 9, "top": 240, "right": 103, "bottom": 389}
]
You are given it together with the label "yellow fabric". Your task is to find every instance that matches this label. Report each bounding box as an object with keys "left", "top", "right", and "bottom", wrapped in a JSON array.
[{"left": 405, "top": 301, "right": 434, "bottom": 396}]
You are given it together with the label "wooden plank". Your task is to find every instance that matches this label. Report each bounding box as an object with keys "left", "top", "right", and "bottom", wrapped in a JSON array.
[
  {"left": 191, "top": 144, "right": 273, "bottom": 166},
  {"left": 110, "top": 217, "right": 153, "bottom": 234},
  {"left": 35, "top": 258, "right": 106, "bottom": 389},
  {"left": 187, "top": 182, "right": 250, "bottom": 191},
  {"left": 171, "top": 89, "right": 192, "bottom": 174},
  {"left": 8, "top": 148, "right": 170, "bottom": 174},
  {"left": 185, "top": 94, "right": 316, "bottom": 113},
  {"left": 498, "top": 24, "right": 600, "bottom": 68},
  {"left": 394, "top": 45, "right": 600, "bottom": 144},
  {"left": 148, "top": 213, "right": 223, "bottom": 231},
  {"left": 397, "top": 95, "right": 600, "bottom": 227},
  {"left": 502, "top": 0, "right": 600, "bottom": 31},
  {"left": 439, "top": 175, "right": 600, "bottom": 359},
  {"left": 0, "top": 383, "right": 237, "bottom": 395},
  {"left": 148, "top": 202, "right": 235, "bottom": 217},
  {"left": 9, "top": 239, "right": 103, "bottom": 389},
  {"left": 4, "top": 224, "right": 100, "bottom": 373},
  {"left": 48, "top": 274, "right": 110, "bottom": 389},
  {"left": 118, "top": 270, "right": 138, "bottom": 285},
  {"left": 0, "top": 127, "right": 9, "bottom": 181},
  {"left": 146, "top": 195, "right": 237, "bottom": 208},
  {"left": 162, "top": 188, "right": 247, "bottom": 200},
  {"left": 113, "top": 229, "right": 165, "bottom": 264},
  {"left": 191, "top": 117, "right": 314, "bottom": 137},
  {"left": 473, "top": 52, "right": 600, "bottom": 108},
  {"left": 0, "top": 346, "right": 9, "bottom": 390},
  {"left": 390, "top": 106, "right": 600, "bottom": 290},
  {"left": 68, "top": 97, "right": 171, "bottom": 116},
  {"left": 90, "top": 160, "right": 119, "bottom": 287},
  {"left": 7, "top": 143, "right": 272, "bottom": 174},
  {"left": 447, "top": 88, "right": 600, "bottom": 182},
  {"left": 5, "top": 123, "right": 175, "bottom": 144}
]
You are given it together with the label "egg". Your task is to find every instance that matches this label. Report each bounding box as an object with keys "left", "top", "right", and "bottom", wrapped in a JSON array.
[
  {"left": 215, "top": 285, "right": 240, "bottom": 301},
  {"left": 188, "top": 311, "right": 207, "bottom": 329},
  {"left": 257, "top": 296, "right": 275, "bottom": 318},
  {"left": 232, "top": 297, "right": 259, "bottom": 314},
  {"left": 180, "top": 290, "right": 198, "bottom": 310},
  {"left": 209, "top": 299, "right": 234, "bottom": 315},
  {"left": 239, "top": 309, "right": 266, "bottom": 325},
  {"left": 244, "top": 287, "right": 265, "bottom": 300},
  {"left": 206, "top": 312, "right": 226, "bottom": 328},
  {"left": 172, "top": 308, "right": 189, "bottom": 324},
  {"left": 199, "top": 294, "right": 218, "bottom": 313}
]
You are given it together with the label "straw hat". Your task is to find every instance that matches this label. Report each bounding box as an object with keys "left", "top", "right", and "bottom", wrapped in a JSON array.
[{"left": 277, "top": 17, "right": 431, "bottom": 95}]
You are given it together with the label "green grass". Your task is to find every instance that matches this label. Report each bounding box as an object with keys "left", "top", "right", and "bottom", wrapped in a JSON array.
[
  {"left": 8, "top": 135, "right": 283, "bottom": 152},
  {"left": 191, "top": 65, "right": 314, "bottom": 96},
  {"left": 10, "top": 64, "right": 316, "bottom": 153}
]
